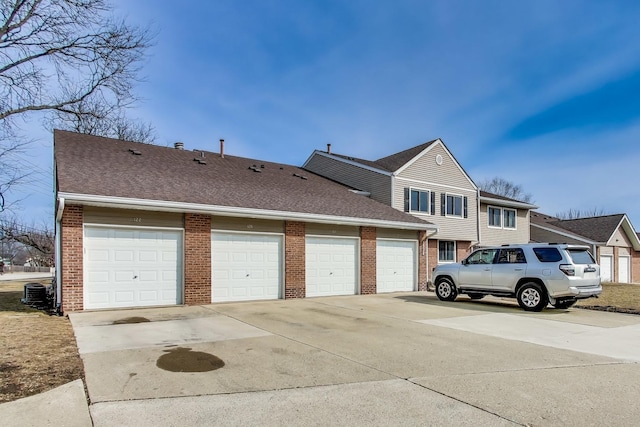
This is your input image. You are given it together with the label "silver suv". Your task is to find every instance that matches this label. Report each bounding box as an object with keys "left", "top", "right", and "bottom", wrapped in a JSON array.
[{"left": 431, "top": 244, "right": 602, "bottom": 311}]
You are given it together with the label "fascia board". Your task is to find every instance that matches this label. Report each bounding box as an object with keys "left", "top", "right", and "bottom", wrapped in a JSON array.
[
  {"left": 480, "top": 196, "right": 538, "bottom": 210},
  {"left": 393, "top": 139, "right": 478, "bottom": 190},
  {"left": 308, "top": 151, "right": 392, "bottom": 176},
  {"left": 607, "top": 215, "right": 640, "bottom": 250},
  {"left": 531, "top": 223, "right": 597, "bottom": 245},
  {"left": 58, "top": 192, "right": 437, "bottom": 232}
]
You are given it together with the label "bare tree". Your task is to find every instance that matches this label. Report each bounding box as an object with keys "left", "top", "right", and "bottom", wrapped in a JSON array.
[
  {"left": 477, "top": 177, "right": 534, "bottom": 203},
  {"left": 0, "top": 0, "right": 154, "bottom": 210},
  {"left": 0, "top": 217, "right": 54, "bottom": 266},
  {"left": 555, "top": 208, "right": 608, "bottom": 220}
]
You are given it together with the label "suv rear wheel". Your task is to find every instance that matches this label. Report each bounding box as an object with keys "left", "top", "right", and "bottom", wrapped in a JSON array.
[
  {"left": 435, "top": 278, "right": 458, "bottom": 301},
  {"left": 516, "top": 282, "right": 548, "bottom": 312}
]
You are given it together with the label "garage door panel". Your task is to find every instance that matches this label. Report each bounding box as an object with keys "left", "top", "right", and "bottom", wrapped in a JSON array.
[
  {"left": 377, "top": 240, "right": 416, "bottom": 293},
  {"left": 600, "top": 256, "right": 612, "bottom": 282},
  {"left": 84, "top": 226, "right": 182, "bottom": 310},
  {"left": 306, "top": 237, "right": 358, "bottom": 297},
  {"left": 211, "top": 232, "right": 282, "bottom": 302}
]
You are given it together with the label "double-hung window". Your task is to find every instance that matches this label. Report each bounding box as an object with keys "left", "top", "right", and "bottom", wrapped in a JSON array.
[
  {"left": 442, "top": 193, "right": 467, "bottom": 218},
  {"left": 438, "top": 241, "right": 456, "bottom": 263},
  {"left": 487, "top": 206, "right": 517, "bottom": 229},
  {"left": 409, "top": 188, "right": 434, "bottom": 214}
]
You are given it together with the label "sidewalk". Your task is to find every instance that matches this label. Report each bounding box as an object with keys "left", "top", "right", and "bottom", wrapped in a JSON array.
[{"left": 0, "top": 272, "right": 53, "bottom": 282}]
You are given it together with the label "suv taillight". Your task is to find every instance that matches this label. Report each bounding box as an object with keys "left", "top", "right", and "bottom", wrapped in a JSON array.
[{"left": 559, "top": 264, "right": 575, "bottom": 276}]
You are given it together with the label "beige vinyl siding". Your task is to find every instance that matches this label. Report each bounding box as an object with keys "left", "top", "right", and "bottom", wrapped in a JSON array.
[
  {"left": 211, "top": 216, "right": 284, "bottom": 233},
  {"left": 377, "top": 228, "right": 420, "bottom": 239},
  {"left": 397, "top": 143, "right": 474, "bottom": 190},
  {"left": 305, "top": 223, "right": 359, "bottom": 237},
  {"left": 83, "top": 206, "right": 183, "bottom": 228},
  {"left": 304, "top": 153, "right": 392, "bottom": 205},
  {"left": 610, "top": 227, "right": 632, "bottom": 247},
  {"left": 530, "top": 226, "right": 588, "bottom": 245},
  {"left": 600, "top": 246, "right": 614, "bottom": 255},
  {"left": 479, "top": 204, "right": 530, "bottom": 245},
  {"left": 393, "top": 179, "right": 477, "bottom": 242},
  {"left": 620, "top": 247, "right": 631, "bottom": 256}
]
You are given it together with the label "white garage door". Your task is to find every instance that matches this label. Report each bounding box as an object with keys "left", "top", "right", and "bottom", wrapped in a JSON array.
[
  {"left": 618, "top": 256, "right": 630, "bottom": 283},
  {"left": 211, "top": 232, "right": 282, "bottom": 302},
  {"left": 376, "top": 239, "right": 417, "bottom": 293},
  {"left": 306, "top": 236, "right": 358, "bottom": 297},
  {"left": 599, "top": 255, "right": 613, "bottom": 282},
  {"left": 84, "top": 226, "right": 182, "bottom": 310}
]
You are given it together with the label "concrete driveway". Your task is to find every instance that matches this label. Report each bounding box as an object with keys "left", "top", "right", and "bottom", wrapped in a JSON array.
[{"left": 69, "top": 293, "right": 640, "bottom": 426}]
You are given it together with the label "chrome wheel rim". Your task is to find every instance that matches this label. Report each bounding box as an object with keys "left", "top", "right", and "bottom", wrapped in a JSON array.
[
  {"left": 438, "top": 282, "right": 451, "bottom": 298},
  {"left": 521, "top": 288, "right": 540, "bottom": 307}
]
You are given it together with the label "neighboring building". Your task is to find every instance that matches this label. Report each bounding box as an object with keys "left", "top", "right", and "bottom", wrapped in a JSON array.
[
  {"left": 530, "top": 212, "right": 640, "bottom": 283},
  {"left": 54, "top": 130, "right": 437, "bottom": 312},
  {"left": 303, "top": 139, "right": 536, "bottom": 279}
]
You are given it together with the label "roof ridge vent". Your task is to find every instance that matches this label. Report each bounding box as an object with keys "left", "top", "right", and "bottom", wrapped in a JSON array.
[
  {"left": 128, "top": 148, "right": 141, "bottom": 155},
  {"left": 248, "top": 165, "right": 262, "bottom": 173},
  {"left": 193, "top": 157, "right": 207, "bottom": 165},
  {"left": 292, "top": 173, "right": 307, "bottom": 180}
]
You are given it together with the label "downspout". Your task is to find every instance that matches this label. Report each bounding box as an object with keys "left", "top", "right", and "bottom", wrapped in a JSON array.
[
  {"left": 476, "top": 189, "right": 481, "bottom": 248},
  {"left": 55, "top": 197, "right": 65, "bottom": 313}
]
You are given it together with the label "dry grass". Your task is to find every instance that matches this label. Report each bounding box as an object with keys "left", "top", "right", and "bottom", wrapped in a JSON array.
[
  {"left": 0, "top": 279, "right": 84, "bottom": 403},
  {"left": 575, "top": 282, "right": 640, "bottom": 314}
]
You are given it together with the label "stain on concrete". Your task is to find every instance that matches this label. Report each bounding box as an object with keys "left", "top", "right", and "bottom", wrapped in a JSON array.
[
  {"left": 112, "top": 317, "right": 151, "bottom": 325},
  {"left": 156, "top": 347, "right": 225, "bottom": 372}
]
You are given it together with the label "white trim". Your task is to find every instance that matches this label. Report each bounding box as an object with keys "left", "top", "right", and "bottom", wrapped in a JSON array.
[
  {"left": 599, "top": 254, "right": 613, "bottom": 282},
  {"left": 408, "top": 186, "right": 432, "bottom": 215},
  {"left": 480, "top": 195, "right": 537, "bottom": 210},
  {"left": 211, "top": 229, "right": 284, "bottom": 237},
  {"left": 83, "top": 222, "right": 184, "bottom": 231},
  {"left": 58, "top": 192, "right": 437, "bottom": 232},
  {"left": 302, "top": 150, "right": 393, "bottom": 176},
  {"left": 306, "top": 234, "right": 361, "bottom": 240},
  {"left": 394, "top": 139, "right": 478, "bottom": 190},
  {"left": 487, "top": 205, "right": 517, "bottom": 230},
  {"left": 487, "top": 205, "right": 503, "bottom": 229},
  {"left": 396, "top": 176, "right": 476, "bottom": 194},
  {"left": 618, "top": 255, "right": 631, "bottom": 283},
  {"left": 530, "top": 223, "right": 597, "bottom": 245},
  {"left": 605, "top": 215, "right": 640, "bottom": 251},
  {"left": 437, "top": 239, "right": 457, "bottom": 263},
  {"left": 444, "top": 192, "right": 464, "bottom": 219},
  {"left": 503, "top": 208, "right": 517, "bottom": 230}
]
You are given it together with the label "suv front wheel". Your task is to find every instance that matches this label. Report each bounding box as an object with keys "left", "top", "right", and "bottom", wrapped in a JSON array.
[
  {"left": 516, "top": 282, "right": 548, "bottom": 312},
  {"left": 435, "top": 278, "right": 458, "bottom": 301}
]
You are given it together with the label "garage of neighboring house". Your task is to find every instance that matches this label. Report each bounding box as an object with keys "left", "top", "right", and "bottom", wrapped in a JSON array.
[
  {"left": 83, "top": 225, "right": 183, "bottom": 310},
  {"left": 619, "top": 254, "right": 631, "bottom": 283},
  {"left": 600, "top": 255, "right": 613, "bottom": 282},
  {"left": 376, "top": 239, "right": 417, "bottom": 292},
  {"left": 211, "top": 231, "right": 283, "bottom": 302},
  {"left": 305, "top": 235, "right": 359, "bottom": 297}
]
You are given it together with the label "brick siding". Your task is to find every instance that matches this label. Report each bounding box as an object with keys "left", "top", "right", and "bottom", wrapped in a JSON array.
[
  {"left": 61, "top": 205, "right": 84, "bottom": 312},
  {"left": 427, "top": 239, "right": 438, "bottom": 284},
  {"left": 360, "top": 227, "right": 377, "bottom": 294},
  {"left": 457, "top": 241, "right": 472, "bottom": 262},
  {"left": 184, "top": 213, "right": 212, "bottom": 304},
  {"left": 418, "top": 231, "right": 428, "bottom": 291},
  {"left": 632, "top": 251, "right": 640, "bottom": 284},
  {"left": 285, "top": 221, "right": 305, "bottom": 298}
]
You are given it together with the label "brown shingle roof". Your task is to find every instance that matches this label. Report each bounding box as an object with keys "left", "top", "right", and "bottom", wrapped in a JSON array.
[
  {"left": 374, "top": 140, "right": 438, "bottom": 172},
  {"left": 480, "top": 190, "right": 534, "bottom": 205},
  {"left": 530, "top": 211, "right": 624, "bottom": 243},
  {"left": 54, "top": 130, "right": 433, "bottom": 228}
]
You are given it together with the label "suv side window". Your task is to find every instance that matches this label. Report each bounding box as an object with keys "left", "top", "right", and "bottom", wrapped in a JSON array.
[
  {"left": 533, "top": 247, "right": 562, "bottom": 262},
  {"left": 497, "top": 248, "right": 527, "bottom": 264},
  {"left": 465, "top": 249, "right": 498, "bottom": 264}
]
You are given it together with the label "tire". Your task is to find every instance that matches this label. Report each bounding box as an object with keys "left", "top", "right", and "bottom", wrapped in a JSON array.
[
  {"left": 554, "top": 299, "right": 577, "bottom": 309},
  {"left": 468, "top": 293, "right": 485, "bottom": 300},
  {"left": 435, "top": 278, "right": 458, "bottom": 302},
  {"left": 516, "top": 282, "right": 548, "bottom": 312}
]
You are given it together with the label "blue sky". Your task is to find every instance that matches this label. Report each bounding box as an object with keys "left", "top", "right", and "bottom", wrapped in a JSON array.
[{"left": 10, "top": 0, "right": 640, "bottom": 230}]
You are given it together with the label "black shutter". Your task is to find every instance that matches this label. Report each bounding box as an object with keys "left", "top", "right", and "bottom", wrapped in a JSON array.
[
  {"left": 463, "top": 196, "right": 468, "bottom": 218},
  {"left": 404, "top": 188, "right": 410, "bottom": 212},
  {"left": 430, "top": 191, "right": 435, "bottom": 215},
  {"left": 441, "top": 193, "right": 446, "bottom": 216}
]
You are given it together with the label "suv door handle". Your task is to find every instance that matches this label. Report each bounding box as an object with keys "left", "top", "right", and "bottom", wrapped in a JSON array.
[
  {"left": 515, "top": 268, "right": 524, "bottom": 271},
  {"left": 484, "top": 268, "right": 491, "bottom": 271}
]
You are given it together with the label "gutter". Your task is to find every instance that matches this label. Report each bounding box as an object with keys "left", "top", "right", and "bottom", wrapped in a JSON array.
[
  {"left": 57, "top": 192, "right": 439, "bottom": 233},
  {"left": 54, "top": 197, "right": 65, "bottom": 311}
]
